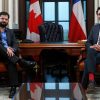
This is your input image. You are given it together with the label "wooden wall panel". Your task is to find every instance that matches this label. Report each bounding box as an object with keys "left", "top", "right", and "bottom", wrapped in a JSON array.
[
  {"left": 86, "top": 0, "right": 94, "bottom": 37},
  {"left": 18, "top": 0, "right": 26, "bottom": 39}
]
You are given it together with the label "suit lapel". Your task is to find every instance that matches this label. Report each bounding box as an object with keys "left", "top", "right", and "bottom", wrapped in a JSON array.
[
  {"left": 0, "top": 32, "right": 1, "bottom": 43},
  {"left": 6, "top": 29, "right": 10, "bottom": 45},
  {"left": 95, "top": 24, "right": 100, "bottom": 42}
]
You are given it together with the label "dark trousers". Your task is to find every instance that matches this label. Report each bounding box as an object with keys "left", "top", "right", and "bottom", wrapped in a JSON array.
[
  {"left": 82, "top": 48, "right": 100, "bottom": 88},
  {"left": 0, "top": 45, "right": 19, "bottom": 86}
]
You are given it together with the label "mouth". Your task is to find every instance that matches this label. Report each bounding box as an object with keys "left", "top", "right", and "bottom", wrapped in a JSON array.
[{"left": 2, "top": 22, "right": 6, "bottom": 24}]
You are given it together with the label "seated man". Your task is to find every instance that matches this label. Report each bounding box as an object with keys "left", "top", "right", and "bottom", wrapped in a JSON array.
[
  {"left": 0, "top": 11, "right": 36, "bottom": 98},
  {"left": 82, "top": 7, "right": 100, "bottom": 91}
]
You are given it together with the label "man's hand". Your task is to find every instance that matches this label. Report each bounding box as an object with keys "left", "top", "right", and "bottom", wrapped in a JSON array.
[
  {"left": 7, "top": 47, "right": 14, "bottom": 57},
  {"left": 90, "top": 44, "right": 100, "bottom": 51}
]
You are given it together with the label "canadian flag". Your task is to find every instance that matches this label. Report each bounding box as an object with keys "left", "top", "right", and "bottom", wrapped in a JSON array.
[
  {"left": 30, "top": 83, "right": 43, "bottom": 100},
  {"left": 68, "top": 0, "right": 87, "bottom": 42},
  {"left": 26, "top": 0, "right": 43, "bottom": 42}
]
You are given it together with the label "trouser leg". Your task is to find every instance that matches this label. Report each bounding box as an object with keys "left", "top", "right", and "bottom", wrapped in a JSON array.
[
  {"left": 82, "top": 48, "right": 99, "bottom": 88},
  {"left": 96, "top": 53, "right": 100, "bottom": 64},
  {"left": 82, "top": 48, "right": 96, "bottom": 89},
  {"left": 86, "top": 48, "right": 97, "bottom": 73},
  {"left": 7, "top": 61, "right": 18, "bottom": 86},
  {"left": 0, "top": 45, "right": 19, "bottom": 86}
]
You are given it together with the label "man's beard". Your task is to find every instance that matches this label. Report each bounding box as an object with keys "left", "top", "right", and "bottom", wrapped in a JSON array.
[{"left": 0, "top": 22, "right": 8, "bottom": 28}]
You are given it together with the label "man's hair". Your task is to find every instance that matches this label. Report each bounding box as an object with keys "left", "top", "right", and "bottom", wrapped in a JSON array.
[
  {"left": 0, "top": 11, "right": 10, "bottom": 19},
  {"left": 96, "top": 7, "right": 100, "bottom": 14}
]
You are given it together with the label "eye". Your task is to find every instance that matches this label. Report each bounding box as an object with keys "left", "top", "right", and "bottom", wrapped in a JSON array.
[
  {"left": 98, "top": 13, "right": 100, "bottom": 16},
  {"left": 0, "top": 17, "right": 8, "bottom": 21}
]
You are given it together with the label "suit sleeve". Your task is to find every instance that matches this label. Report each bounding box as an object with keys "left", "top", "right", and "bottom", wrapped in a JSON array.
[
  {"left": 11, "top": 30, "right": 19, "bottom": 52},
  {"left": 85, "top": 26, "right": 94, "bottom": 50}
]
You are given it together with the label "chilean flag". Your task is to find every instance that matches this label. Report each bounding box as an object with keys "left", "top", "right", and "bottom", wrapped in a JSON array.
[
  {"left": 26, "top": 0, "right": 43, "bottom": 42},
  {"left": 68, "top": 0, "right": 87, "bottom": 42}
]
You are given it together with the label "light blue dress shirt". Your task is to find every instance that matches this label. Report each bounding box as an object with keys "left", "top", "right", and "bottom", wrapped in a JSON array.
[{"left": 1, "top": 31, "right": 8, "bottom": 48}]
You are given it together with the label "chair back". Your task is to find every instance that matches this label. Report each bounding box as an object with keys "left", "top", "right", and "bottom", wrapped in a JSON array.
[{"left": 38, "top": 23, "right": 63, "bottom": 42}]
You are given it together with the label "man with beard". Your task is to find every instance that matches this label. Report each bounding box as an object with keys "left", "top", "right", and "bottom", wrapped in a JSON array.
[
  {"left": 82, "top": 7, "right": 100, "bottom": 92},
  {"left": 0, "top": 12, "right": 36, "bottom": 98}
]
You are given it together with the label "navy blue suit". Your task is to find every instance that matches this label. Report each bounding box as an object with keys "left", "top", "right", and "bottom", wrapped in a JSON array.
[{"left": 82, "top": 24, "right": 100, "bottom": 89}]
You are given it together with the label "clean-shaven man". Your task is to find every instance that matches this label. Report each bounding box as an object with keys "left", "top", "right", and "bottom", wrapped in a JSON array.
[{"left": 82, "top": 7, "right": 100, "bottom": 91}]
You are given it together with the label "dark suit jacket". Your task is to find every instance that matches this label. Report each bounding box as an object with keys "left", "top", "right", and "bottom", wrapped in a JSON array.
[
  {"left": 0, "top": 28, "right": 18, "bottom": 53},
  {"left": 86, "top": 24, "right": 100, "bottom": 50}
]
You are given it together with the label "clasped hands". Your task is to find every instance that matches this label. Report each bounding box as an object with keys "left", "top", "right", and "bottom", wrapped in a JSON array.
[{"left": 90, "top": 44, "right": 100, "bottom": 51}]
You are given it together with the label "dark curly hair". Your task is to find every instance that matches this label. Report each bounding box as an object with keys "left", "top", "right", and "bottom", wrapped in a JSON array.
[
  {"left": 0, "top": 11, "right": 10, "bottom": 19},
  {"left": 96, "top": 7, "right": 100, "bottom": 15}
]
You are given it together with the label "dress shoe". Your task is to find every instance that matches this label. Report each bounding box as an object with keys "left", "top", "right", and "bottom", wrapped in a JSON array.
[
  {"left": 86, "top": 80, "right": 96, "bottom": 93},
  {"left": 9, "top": 86, "right": 16, "bottom": 98},
  {"left": 19, "top": 59, "right": 36, "bottom": 69}
]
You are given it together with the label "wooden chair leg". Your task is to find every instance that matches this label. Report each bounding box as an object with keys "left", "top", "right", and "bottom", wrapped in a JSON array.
[{"left": 76, "top": 67, "right": 80, "bottom": 82}]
